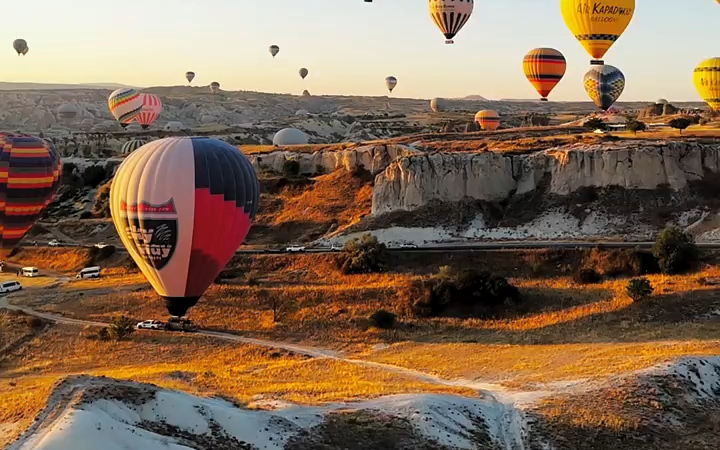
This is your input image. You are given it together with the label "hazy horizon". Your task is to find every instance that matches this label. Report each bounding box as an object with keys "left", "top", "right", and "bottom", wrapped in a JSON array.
[{"left": 1, "top": 0, "right": 717, "bottom": 102}]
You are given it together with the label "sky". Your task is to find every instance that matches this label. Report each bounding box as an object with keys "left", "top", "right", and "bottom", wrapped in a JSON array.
[{"left": 0, "top": 0, "right": 717, "bottom": 101}]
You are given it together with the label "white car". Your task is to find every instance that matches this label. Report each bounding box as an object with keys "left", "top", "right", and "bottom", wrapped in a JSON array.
[
  {"left": 135, "top": 320, "right": 165, "bottom": 330},
  {"left": 94, "top": 242, "right": 109, "bottom": 249},
  {"left": 400, "top": 244, "right": 419, "bottom": 249},
  {"left": 0, "top": 281, "right": 22, "bottom": 293},
  {"left": 330, "top": 244, "right": 343, "bottom": 252},
  {"left": 48, "top": 239, "right": 61, "bottom": 247},
  {"left": 286, "top": 245, "right": 306, "bottom": 253}
]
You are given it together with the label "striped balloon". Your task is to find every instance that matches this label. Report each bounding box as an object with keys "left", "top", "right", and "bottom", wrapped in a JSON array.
[
  {"left": 694, "top": 58, "right": 720, "bottom": 112},
  {"left": 428, "top": 0, "right": 474, "bottom": 44},
  {"left": 108, "top": 88, "right": 143, "bottom": 128},
  {"left": 121, "top": 139, "right": 147, "bottom": 155},
  {"left": 584, "top": 65, "right": 625, "bottom": 111},
  {"left": 136, "top": 94, "right": 163, "bottom": 129},
  {"left": 110, "top": 137, "right": 259, "bottom": 318},
  {"left": 474, "top": 110, "right": 500, "bottom": 131},
  {"left": 523, "top": 48, "right": 567, "bottom": 101},
  {"left": 0, "top": 134, "right": 62, "bottom": 248}
]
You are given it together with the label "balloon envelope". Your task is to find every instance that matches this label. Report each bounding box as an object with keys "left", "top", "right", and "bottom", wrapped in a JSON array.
[
  {"left": 475, "top": 110, "right": 500, "bottom": 131},
  {"left": 210, "top": 82, "right": 220, "bottom": 94},
  {"left": 694, "top": 58, "right": 720, "bottom": 112},
  {"left": 270, "top": 45, "right": 280, "bottom": 57},
  {"left": 121, "top": 139, "right": 147, "bottom": 155},
  {"left": 430, "top": 97, "right": 446, "bottom": 113},
  {"left": 186, "top": 71, "right": 195, "bottom": 83},
  {"left": 523, "top": 48, "right": 566, "bottom": 101},
  {"left": 136, "top": 94, "right": 163, "bottom": 129},
  {"left": 12, "top": 39, "right": 28, "bottom": 55},
  {"left": 0, "top": 134, "right": 62, "bottom": 247},
  {"left": 560, "top": 0, "right": 635, "bottom": 63},
  {"left": 584, "top": 65, "right": 626, "bottom": 111},
  {"left": 108, "top": 88, "right": 144, "bottom": 127},
  {"left": 428, "top": 0, "right": 473, "bottom": 44},
  {"left": 110, "top": 137, "right": 259, "bottom": 317},
  {"left": 299, "top": 68, "right": 309, "bottom": 79},
  {"left": 385, "top": 76, "right": 398, "bottom": 93}
]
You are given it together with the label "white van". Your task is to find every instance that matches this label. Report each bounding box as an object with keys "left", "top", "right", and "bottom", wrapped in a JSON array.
[
  {"left": 0, "top": 281, "right": 22, "bottom": 293},
  {"left": 21, "top": 267, "right": 39, "bottom": 277},
  {"left": 76, "top": 266, "right": 101, "bottom": 279}
]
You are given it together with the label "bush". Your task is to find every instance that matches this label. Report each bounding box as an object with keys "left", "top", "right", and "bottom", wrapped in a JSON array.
[
  {"left": 96, "top": 327, "right": 110, "bottom": 341},
  {"left": 79, "top": 211, "right": 92, "bottom": 219},
  {"left": 668, "top": 117, "right": 691, "bottom": 134},
  {"left": 88, "top": 245, "right": 116, "bottom": 264},
  {"left": 369, "top": 309, "right": 396, "bottom": 329},
  {"left": 25, "top": 316, "right": 44, "bottom": 329},
  {"left": 82, "top": 165, "right": 108, "bottom": 188},
  {"left": 339, "top": 234, "right": 388, "bottom": 274},
  {"left": 574, "top": 268, "right": 602, "bottom": 285},
  {"left": 282, "top": 159, "right": 301, "bottom": 178},
  {"left": 586, "top": 248, "right": 659, "bottom": 278},
  {"left": 626, "top": 119, "right": 647, "bottom": 134},
  {"left": 627, "top": 278, "right": 654, "bottom": 302},
  {"left": 108, "top": 316, "right": 135, "bottom": 341},
  {"left": 410, "top": 266, "right": 521, "bottom": 319},
  {"left": 584, "top": 118, "right": 607, "bottom": 131},
  {"left": 652, "top": 227, "right": 699, "bottom": 274}
]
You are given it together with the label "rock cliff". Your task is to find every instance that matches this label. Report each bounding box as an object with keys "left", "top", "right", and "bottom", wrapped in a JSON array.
[{"left": 372, "top": 141, "right": 720, "bottom": 215}]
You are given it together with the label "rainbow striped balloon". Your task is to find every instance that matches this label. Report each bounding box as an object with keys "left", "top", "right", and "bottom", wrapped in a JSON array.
[{"left": 108, "top": 88, "right": 143, "bottom": 128}]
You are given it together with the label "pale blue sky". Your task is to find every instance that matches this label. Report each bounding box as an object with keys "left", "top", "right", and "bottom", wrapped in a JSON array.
[{"left": 1, "top": 0, "right": 717, "bottom": 101}]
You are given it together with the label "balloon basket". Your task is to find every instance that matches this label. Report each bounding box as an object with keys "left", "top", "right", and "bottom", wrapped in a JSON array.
[
  {"left": 540, "top": 98, "right": 549, "bottom": 102},
  {"left": 590, "top": 60, "right": 604, "bottom": 66},
  {"left": 445, "top": 40, "right": 454, "bottom": 44}
]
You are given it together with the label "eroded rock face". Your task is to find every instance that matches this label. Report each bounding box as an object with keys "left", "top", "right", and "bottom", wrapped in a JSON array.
[{"left": 372, "top": 141, "right": 720, "bottom": 215}]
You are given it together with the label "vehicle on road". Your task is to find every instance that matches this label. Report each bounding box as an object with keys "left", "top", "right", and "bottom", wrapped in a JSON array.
[
  {"left": 48, "top": 239, "right": 61, "bottom": 247},
  {"left": 399, "top": 244, "right": 419, "bottom": 249},
  {"left": 135, "top": 320, "right": 165, "bottom": 330},
  {"left": 76, "top": 266, "right": 101, "bottom": 279},
  {"left": 21, "top": 267, "right": 40, "bottom": 277},
  {"left": 165, "top": 317, "right": 197, "bottom": 332},
  {"left": 0, "top": 281, "right": 22, "bottom": 293},
  {"left": 285, "top": 245, "right": 306, "bottom": 253},
  {"left": 330, "top": 244, "right": 343, "bottom": 252},
  {"left": 94, "top": 242, "right": 109, "bottom": 249}
]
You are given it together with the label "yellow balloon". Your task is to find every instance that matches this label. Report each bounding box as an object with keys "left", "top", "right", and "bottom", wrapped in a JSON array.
[
  {"left": 694, "top": 58, "right": 720, "bottom": 112},
  {"left": 474, "top": 110, "right": 500, "bottom": 131},
  {"left": 560, "top": 0, "right": 635, "bottom": 63}
]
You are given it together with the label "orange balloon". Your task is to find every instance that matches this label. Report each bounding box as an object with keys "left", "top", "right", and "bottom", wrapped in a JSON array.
[
  {"left": 474, "top": 110, "right": 500, "bottom": 131},
  {"left": 523, "top": 48, "right": 567, "bottom": 101}
]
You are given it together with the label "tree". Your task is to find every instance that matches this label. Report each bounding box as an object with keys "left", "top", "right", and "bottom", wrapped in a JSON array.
[
  {"left": 626, "top": 278, "right": 654, "bottom": 302},
  {"left": 339, "top": 234, "right": 388, "bottom": 274},
  {"left": 282, "top": 159, "right": 301, "bottom": 178},
  {"left": 260, "top": 290, "right": 293, "bottom": 323},
  {"left": 108, "top": 316, "right": 135, "bottom": 341},
  {"left": 668, "top": 117, "right": 691, "bottom": 135},
  {"left": 369, "top": 310, "right": 396, "bottom": 329},
  {"left": 584, "top": 118, "right": 607, "bottom": 131},
  {"left": 652, "top": 226, "right": 699, "bottom": 274},
  {"left": 626, "top": 119, "right": 647, "bottom": 134}
]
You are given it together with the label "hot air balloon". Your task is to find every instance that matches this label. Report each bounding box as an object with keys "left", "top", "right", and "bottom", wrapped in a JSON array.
[
  {"left": 12, "top": 39, "right": 28, "bottom": 56},
  {"left": 0, "top": 134, "right": 62, "bottom": 248},
  {"left": 269, "top": 45, "right": 280, "bottom": 58},
  {"left": 210, "top": 82, "right": 220, "bottom": 94},
  {"left": 108, "top": 88, "right": 144, "bottom": 128},
  {"left": 186, "top": 71, "right": 195, "bottom": 84},
  {"left": 121, "top": 139, "right": 147, "bottom": 155},
  {"left": 57, "top": 103, "right": 78, "bottom": 121},
  {"left": 475, "top": 110, "right": 500, "bottom": 131},
  {"left": 694, "top": 58, "right": 720, "bottom": 112},
  {"left": 428, "top": 0, "right": 473, "bottom": 44},
  {"left": 135, "top": 94, "right": 163, "bottom": 129},
  {"left": 110, "top": 137, "right": 259, "bottom": 318},
  {"left": 584, "top": 64, "right": 626, "bottom": 111},
  {"left": 385, "top": 76, "right": 398, "bottom": 93},
  {"left": 299, "top": 68, "right": 309, "bottom": 80},
  {"left": 430, "top": 97, "right": 447, "bottom": 113},
  {"left": 561, "top": 0, "right": 635, "bottom": 64},
  {"left": 523, "top": 48, "right": 567, "bottom": 101}
]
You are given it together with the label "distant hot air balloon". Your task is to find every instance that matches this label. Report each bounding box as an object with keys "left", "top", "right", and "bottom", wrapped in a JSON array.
[
  {"left": 12, "top": 39, "right": 28, "bottom": 56},
  {"left": 561, "top": 0, "right": 635, "bottom": 64},
  {"left": 135, "top": 94, "right": 163, "bottom": 129},
  {"left": 210, "top": 82, "right": 220, "bottom": 94},
  {"left": 269, "top": 45, "right": 280, "bottom": 58},
  {"left": 110, "top": 137, "right": 259, "bottom": 318},
  {"left": 475, "top": 110, "right": 500, "bottom": 131},
  {"left": 584, "top": 65, "right": 626, "bottom": 111},
  {"left": 385, "top": 76, "right": 398, "bottom": 93},
  {"left": 186, "top": 71, "right": 195, "bottom": 84},
  {"left": 108, "top": 88, "right": 144, "bottom": 128},
  {"left": 694, "top": 58, "right": 720, "bottom": 112},
  {"left": 428, "top": 0, "right": 473, "bottom": 44},
  {"left": 0, "top": 134, "right": 62, "bottom": 248},
  {"left": 430, "top": 97, "right": 447, "bottom": 113},
  {"left": 299, "top": 68, "right": 309, "bottom": 80},
  {"left": 523, "top": 48, "right": 567, "bottom": 101},
  {"left": 57, "top": 103, "right": 78, "bottom": 120},
  {"left": 121, "top": 139, "right": 147, "bottom": 155}
]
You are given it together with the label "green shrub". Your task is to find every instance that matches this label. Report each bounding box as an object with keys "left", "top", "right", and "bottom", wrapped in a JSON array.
[
  {"left": 652, "top": 227, "right": 699, "bottom": 274},
  {"left": 574, "top": 268, "right": 602, "bottom": 285},
  {"left": 626, "top": 278, "right": 654, "bottom": 302},
  {"left": 339, "top": 234, "right": 388, "bottom": 274},
  {"left": 108, "top": 316, "right": 135, "bottom": 341},
  {"left": 369, "top": 310, "right": 396, "bottom": 329},
  {"left": 282, "top": 159, "right": 301, "bottom": 178}
]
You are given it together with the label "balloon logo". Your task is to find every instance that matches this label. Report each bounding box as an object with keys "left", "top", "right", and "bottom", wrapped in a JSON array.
[
  {"left": 584, "top": 64, "right": 625, "bottom": 111},
  {"left": 0, "top": 134, "right": 62, "bottom": 248},
  {"left": 108, "top": 88, "right": 143, "bottom": 128},
  {"left": 694, "top": 58, "right": 720, "bottom": 112},
  {"left": 110, "top": 137, "right": 259, "bottom": 318},
  {"left": 135, "top": 94, "right": 163, "bottom": 129},
  {"left": 475, "top": 110, "right": 500, "bottom": 131},
  {"left": 523, "top": 48, "right": 566, "bottom": 101}
]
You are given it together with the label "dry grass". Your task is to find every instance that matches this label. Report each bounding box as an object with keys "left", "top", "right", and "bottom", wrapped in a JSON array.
[{"left": 5, "top": 248, "right": 91, "bottom": 273}]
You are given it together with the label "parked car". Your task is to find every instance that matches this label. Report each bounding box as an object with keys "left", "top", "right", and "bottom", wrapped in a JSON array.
[
  {"left": 135, "top": 320, "right": 165, "bottom": 330},
  {"left": 21, "top": 267, "right": 40, "bottom": 277},
  {"left": 76, "top": 266, "right": 101, "bottom": 279},
  {"left": 286, "top": 245, "right": 306, "bottom": 253},
  {"left": 48, "top": 239, "right": 60, "bottom": 247},
  {"left": 0, "top": 281, "right": 22, "bottom": 294},
  {"left": 330, "top": 244, "right": 343, "bottom": 252},
  {"left": 399, "top": 244, "right": 419, "bottom": 249},
  {"left": 94, "top": 242, "right": 109, "bottom": 249}
]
